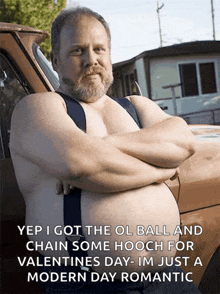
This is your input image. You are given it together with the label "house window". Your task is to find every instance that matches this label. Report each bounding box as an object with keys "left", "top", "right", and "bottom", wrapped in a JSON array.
[
  {"left": 125, "top": 74, "right": 130, "bottom": 96},
  {"left": 199, "top": 62, "right": 217, "bottom": 94},
  {"left": 123, "top": 70, "right": 138, "bottom": 96},
  {"left": 179, "top": 62, "right": 217, "bottom": 97}
]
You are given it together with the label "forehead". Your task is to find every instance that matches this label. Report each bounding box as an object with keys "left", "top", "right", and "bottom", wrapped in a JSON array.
[{"left": 59, "top": 15, "right": 109, "bottom": 46}]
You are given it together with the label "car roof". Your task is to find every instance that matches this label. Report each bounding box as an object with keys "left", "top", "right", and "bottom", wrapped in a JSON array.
[
  {"left": 0, "top": 22, "right": 47, "bottom": 34},
  {"left": 0, "top": 22, "right": 49, "bottom": 43}
]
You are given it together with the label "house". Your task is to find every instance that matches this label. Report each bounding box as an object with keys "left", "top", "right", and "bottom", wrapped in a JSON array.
[{"left": 111, "top": 41, "right": 220, "bottom": 125}]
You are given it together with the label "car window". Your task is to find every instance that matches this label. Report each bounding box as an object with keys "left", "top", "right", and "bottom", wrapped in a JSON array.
[
  {"left": 0, "top": 54, "right": 29, "bottom": 159},
  {"left": 33, "top": 43, "right": 60, "bottom": 90}
]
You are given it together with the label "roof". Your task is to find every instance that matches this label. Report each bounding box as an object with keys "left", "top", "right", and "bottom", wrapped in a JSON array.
[{"left": 113, "top": 40, "right": 220, "bottom": 68}]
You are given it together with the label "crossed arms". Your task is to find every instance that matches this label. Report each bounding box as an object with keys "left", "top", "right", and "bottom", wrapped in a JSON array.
[
  {"left": 104, "top": 96, "right": 195, "bottom": 168},
  {"left": 9, "top": 92, "right": 196, "bottom": 193}
]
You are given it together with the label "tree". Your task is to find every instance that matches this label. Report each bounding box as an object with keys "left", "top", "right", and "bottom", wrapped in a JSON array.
[{"left": 0, "top": 0, "right": 66, "bottom": 59}]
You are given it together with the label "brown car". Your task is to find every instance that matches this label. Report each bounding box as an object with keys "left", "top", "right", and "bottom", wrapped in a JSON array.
[{"left": 0, "top": 22, "right": 220, "bottom": 294}]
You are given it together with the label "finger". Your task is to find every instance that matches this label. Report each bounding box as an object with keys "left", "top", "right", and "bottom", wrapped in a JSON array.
[
  {"left": 170, "top": 174, "right": 177, "bottom": 181},
  {"left": 63, "top": 183, "right": 71, "bottom": 195},
  {"left": 56, "top": 180, "right": 63, "bottom": 195},
  {"left": 170, "top": 168, "right": 180, "bottom": 181},
  {"left": 170, "top": 172, "right": 177, "bottom": 180}
]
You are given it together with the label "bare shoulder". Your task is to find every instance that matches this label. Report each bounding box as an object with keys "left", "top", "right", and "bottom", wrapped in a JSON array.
[
  {"left": 12, "top": 91, "right": 66, "bottom": 116},
  {"left": 11, "top": 92, "right": 68, "bottom": 132},
  {"left": 126, "top": 95, "right": 165, "bottom": 109},
  {"left": 126, "top": 95, "right": 171, "bottom": 127},
  {"left": 10, "top": 91, "right": 75, "bottom": 153},
  {"left": 126, "top": 95, "right": 150, "bottom": 103}
]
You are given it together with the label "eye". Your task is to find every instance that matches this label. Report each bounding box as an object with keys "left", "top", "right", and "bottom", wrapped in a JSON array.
[
  {"left": 95, "top": 47, "right": 105, "bottom": 53},
  {"left": 70, "top": 47, "right": 84, "bottom": 55}
]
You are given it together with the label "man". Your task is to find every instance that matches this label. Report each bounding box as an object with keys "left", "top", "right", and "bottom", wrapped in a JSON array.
[{"left": 10, "top": 7, "right": 200, "bottom": 293}]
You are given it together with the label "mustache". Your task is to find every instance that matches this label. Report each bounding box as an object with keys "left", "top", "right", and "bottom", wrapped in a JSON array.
[{"left": 80, "top": 66, "right": 104, "bottom": 77}]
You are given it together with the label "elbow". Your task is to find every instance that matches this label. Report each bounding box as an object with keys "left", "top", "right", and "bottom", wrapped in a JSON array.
[
  {"left": 169, "top": 147, "right": 195, "bottom": 168},
  {"left": 175, "top": 116, "right": 197, "bottom": 156},
  {"left": 185, "top": 127, "right": 197, "bottom": 158},
  {"left": 167, "top": 118, "right": 197, "bottom": 167},
  {"left": 59, "top": 155, "right": 100, "bottom": 183},
  {"left": 180, "top": 139, "right": 196, "bottom": 168},
  {"left": 188, "top": 138, "right": 196, "bottom": 156},
  {"left": 183, "top": 130, "right": 196, "bottom": 159},
  {"left": 178, "top": 135, "right": 196, "bottom": 165}
]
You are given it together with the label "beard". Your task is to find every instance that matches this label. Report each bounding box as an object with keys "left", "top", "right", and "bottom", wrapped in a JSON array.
[{"left": 62, "top": 66, "right": 114, "bottom": 103}]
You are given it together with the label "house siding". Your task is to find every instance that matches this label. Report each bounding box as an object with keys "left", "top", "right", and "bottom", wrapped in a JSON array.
[
  {"left": 148, "top": 54, "right": 220, "bottom": 122},
  {"left": 112, "top": 41, "right": 220, "bottom": 124}
]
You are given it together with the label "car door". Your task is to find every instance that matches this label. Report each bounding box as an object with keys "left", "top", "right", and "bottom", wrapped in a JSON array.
[{"left": 0, "top": 37, "right": 42, "bottom": 293}]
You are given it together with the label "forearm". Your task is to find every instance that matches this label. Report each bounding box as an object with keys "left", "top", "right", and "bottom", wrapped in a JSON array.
[
  {"left": 104, "top": 116, "right": 196, "bottom": 168},
  {"left": 58, "top": 147, "right": 177, "bottom": 193}
]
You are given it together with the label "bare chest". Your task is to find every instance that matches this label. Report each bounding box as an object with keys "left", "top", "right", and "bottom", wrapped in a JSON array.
[{"left": 80, "top": 99, "right": 140, "bottom": 137}]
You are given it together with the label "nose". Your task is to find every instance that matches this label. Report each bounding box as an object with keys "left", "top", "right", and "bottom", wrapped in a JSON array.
[{"left": 82, "top": 48, "right": 98, "bottom": 67}]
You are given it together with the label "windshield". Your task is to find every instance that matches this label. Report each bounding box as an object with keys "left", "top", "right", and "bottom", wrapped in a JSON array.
[{"left": 33, "top": 43, "right": 60, "bottom": 90}]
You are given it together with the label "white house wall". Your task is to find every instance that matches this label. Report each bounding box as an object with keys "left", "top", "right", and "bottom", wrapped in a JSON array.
[
  {"left": 150, "top": 59, "right": 181, "bottom": 100},
  {"left": 149, "top": 54, "right": 220, "bottom": 123}
]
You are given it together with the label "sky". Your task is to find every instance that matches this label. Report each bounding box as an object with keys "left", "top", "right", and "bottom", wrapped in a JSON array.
[{"left": 66, "top": 0, "right": 220, "bottom": 64}]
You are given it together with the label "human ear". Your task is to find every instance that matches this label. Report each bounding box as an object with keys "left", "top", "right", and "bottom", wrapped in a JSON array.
[{"left": 51, "top": 52, "right": 59, "bottom": 72}]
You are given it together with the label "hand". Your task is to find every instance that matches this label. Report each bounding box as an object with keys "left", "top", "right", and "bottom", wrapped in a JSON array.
[
  {"left": 56, "top": 180, "right": 75, "bottom": 195},
  {"left": 155, "top": 167, "right": 180, "bottom": 184},
  {"left": 170, "top": 167, "right": 180, "bottom": 181}
]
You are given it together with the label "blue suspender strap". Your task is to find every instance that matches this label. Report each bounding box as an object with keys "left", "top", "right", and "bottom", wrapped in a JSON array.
[
  {"left": 56, "top": 91, "right": 86, "bottom": 132},
  {"left": 64, "top": 187, "right": 88, "bottom": 258},
  {"left": 114, "top": 97, "right": 142, "bottom": 128},
  {"left": 56, "top": 91, "right": 87, "bottom": 258}
]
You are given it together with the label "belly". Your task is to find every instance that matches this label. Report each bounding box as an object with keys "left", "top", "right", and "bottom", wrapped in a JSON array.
[
  {"left": 81, "top": 183, "right": 180, "bottom": 274},
  {"left": 24, "top": 182, "right": 180, "bottom": 274}
]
